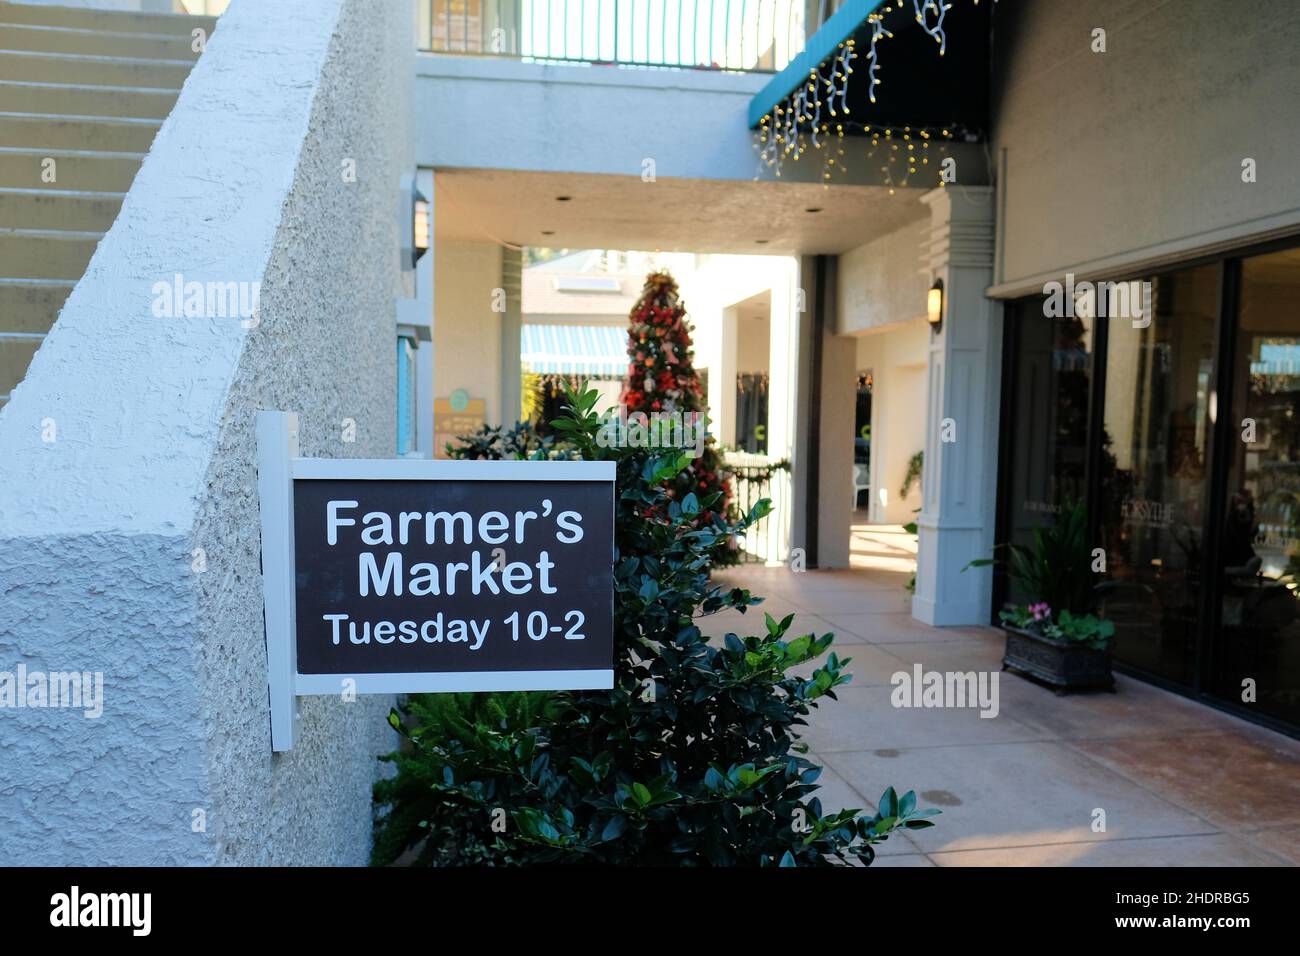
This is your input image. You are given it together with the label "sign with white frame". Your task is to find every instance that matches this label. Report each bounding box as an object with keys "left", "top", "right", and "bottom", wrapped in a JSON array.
[{"left": 256, "top": 411, "right": 615, "bottom": 751}]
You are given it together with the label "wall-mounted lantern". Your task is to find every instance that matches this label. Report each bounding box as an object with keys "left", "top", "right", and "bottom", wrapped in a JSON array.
[
  {"left": 927, "top": 278, "right": 944, "bottom": 332},
  {"left": 399, "top": 174, "right": 430, "bottom": 273},
  {"left": 412, "top": 190, "right": 430, "bottom": 267}
]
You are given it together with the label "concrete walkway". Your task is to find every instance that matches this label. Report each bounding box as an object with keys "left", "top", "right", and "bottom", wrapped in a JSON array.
[{"left": 707, "top": 564, "right": 1300, "bottom": 866}]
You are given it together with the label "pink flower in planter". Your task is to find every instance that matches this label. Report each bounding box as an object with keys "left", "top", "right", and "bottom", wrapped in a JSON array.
[{"left": 1029, "top": 602, "right": 1051, "bottom": 622}]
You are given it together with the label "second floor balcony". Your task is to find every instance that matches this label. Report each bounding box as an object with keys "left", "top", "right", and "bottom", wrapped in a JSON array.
[{"left": 419, "top": 0, "right": 833, "bottom": 72}]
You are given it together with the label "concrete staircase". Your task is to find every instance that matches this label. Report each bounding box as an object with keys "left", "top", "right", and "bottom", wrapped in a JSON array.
[{"left": 0, "top": 1, "right": 217, "bottom": 408}]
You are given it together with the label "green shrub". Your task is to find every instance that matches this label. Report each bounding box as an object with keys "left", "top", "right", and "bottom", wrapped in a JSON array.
[
  {"left": 372, "top": 387, "right": 937, "bottom": 866},
  {"left": 998, "top": 604, "right": 1115, "bottom": 650},
  {"left": 442, "top": 419, "right": 575, "bottom": 462},
  {"left": 371, "top": 692, "right": 558, "bottom": 867}
]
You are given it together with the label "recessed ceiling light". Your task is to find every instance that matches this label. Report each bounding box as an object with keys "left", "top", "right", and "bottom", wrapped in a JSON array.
[
  {"left": 805, "top": 207, "right": 823, "bottom": 213},
  {"left": 755, "top": 239, "right": 769, "bottom": 244},
  {"left": 555, "top": 196, "right": 572, "bottom": 202},
  {"left": 541, "top": 230, "right": 555, "bottom": 236}
]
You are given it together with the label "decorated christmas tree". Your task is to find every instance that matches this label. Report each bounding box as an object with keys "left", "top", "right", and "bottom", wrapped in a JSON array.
[{"left": 621, "top": 271, "right": 733, "bottom": 530}]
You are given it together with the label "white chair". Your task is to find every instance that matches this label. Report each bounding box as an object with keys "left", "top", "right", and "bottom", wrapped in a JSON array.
[{"left": 852, "top": 464, "right": 870, "bottom": 510}]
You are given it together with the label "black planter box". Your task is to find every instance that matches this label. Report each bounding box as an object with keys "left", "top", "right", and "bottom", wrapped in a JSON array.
[{"left": 1001, "top": 625, "right": 1114, "bottom": 693}]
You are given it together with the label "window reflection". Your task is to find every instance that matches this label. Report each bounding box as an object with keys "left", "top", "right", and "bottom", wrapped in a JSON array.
[
  {"left": 1004, "top": 299, "right": 1092, "bottom": 603},
  {"left": 1217, "top": 248, "right": 1300, "bottom": 726},
  {"left": 1002, "top": 249, "right": 1300, "bottom": 732},
  {"left": 1096, "top": 266, "right": 1217, "bottom": 686}
]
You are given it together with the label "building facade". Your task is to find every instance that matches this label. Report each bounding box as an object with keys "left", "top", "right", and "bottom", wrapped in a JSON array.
[{"left": 0, "top": 0, "right": 1297, "bottom": 865}]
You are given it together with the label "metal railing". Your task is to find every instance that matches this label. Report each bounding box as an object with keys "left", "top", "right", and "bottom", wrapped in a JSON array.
[
  {"left": 727, "top": 453, "right": 792, "bottom": 564},
  {"left": 420, "top": 0, "right": 811, "bottom": 73}
]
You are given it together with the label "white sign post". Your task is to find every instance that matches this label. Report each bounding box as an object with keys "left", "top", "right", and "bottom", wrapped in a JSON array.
[{"left": 257, "top": 410, "right": 301, "bottom": 752}]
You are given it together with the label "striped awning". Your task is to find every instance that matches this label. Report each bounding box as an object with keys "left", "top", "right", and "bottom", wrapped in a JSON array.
[{"left": 521, "top": 324, "right": 629, "bottom": 376}]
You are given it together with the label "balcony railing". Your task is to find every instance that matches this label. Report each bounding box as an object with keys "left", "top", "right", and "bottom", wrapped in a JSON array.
[{"left": 420, "top": 0, "right": 814, "bottom": 73}]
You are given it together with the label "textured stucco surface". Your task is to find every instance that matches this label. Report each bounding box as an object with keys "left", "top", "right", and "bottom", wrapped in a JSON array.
[
  {"left": 0, "top": 0, "right": 415, "bottom": 864},
  {"left": 0, "top": 534, "right": 207, "bottom": 864},
  {"left": 991, "top": 0, "right": 1300, "bottom": 288},
  {"left": 836, "top": 216, "right": 929, "bottom": 336}
]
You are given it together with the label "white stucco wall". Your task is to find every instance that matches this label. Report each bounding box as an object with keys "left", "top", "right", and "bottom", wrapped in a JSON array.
[
  {"left": 0, "top": 0, "right": 415, "bottom": 865},
  {"left": 991, "top": 0, "right": 1300, "bottom": 293},
  {"left": 417, "top": 55, "right": 767, "bottom": 182}
]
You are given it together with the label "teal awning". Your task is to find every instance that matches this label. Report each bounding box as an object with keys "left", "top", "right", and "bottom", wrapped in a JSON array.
[
  {"left": 521, "top": 324, "right": 629, "bottom": 376},
  {"left": 749, "top": 0, "right": 884, "bottom": 128}
]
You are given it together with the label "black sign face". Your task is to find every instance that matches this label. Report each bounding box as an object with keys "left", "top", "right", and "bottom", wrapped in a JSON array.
[{"left": 292, "top": 477, "right": 614, "bottom": 678}]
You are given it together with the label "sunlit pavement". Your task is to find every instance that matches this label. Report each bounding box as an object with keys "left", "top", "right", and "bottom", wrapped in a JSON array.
[
  {"left": 706, "top": 563, "right": 1300, "bottom": 867},
  {"left": 848, "top": 515, "right": 918, "bottom": 574}
]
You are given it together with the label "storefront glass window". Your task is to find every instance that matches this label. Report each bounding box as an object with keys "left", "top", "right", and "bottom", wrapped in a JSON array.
[
  {"left": 1214, "top": 248, "right": 1300, "bottom": 726},
  {"left": 1096, "top": 265, "right": 1218, "bottom": 685},
  {"left": 1003, "top": 297, "right": 1093, "bottom": 603}
]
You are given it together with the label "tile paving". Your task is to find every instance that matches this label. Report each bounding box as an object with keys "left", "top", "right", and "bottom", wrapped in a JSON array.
[{"left": 706, "top": 564, "right": 1300, "bottom": 866}]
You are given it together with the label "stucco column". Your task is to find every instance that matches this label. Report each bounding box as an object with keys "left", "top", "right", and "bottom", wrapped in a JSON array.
[
  {"left": 914, "top": 186, "right": 1001, "bottom": 626},
  {"left": 713, "top": 305, "right": 738, "bottom": 445},
  {"left": 815, "top": 258, "right": 853, "bottom": 568},
  {"left": 766, "top": 258, "right": 800, "bottom": 564},
  {"left": 499, "top": 245, "right": 523, "bottom": 424}
]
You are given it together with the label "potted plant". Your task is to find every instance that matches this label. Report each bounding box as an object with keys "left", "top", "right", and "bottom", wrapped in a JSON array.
[{"left": 967, "top": 500, "right": 1115, "bottom": 693}]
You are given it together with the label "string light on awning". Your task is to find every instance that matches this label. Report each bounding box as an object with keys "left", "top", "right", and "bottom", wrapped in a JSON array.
[
  {"left": 913, "top": 0, "right": 952, "bottom": 55},
  {"left": 753, "top": 0, "right": 991, "bottom": 187}
]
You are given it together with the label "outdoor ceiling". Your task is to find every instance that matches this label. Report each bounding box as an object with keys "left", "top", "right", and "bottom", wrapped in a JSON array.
[{"left": 432, "top": 168, "right": 929, "bottom": 256}]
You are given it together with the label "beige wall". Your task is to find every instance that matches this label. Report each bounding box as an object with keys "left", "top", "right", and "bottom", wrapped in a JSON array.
[
  {"left": 833, "top": 215, "right": 932, "bottom": 529},
  {"left": 992, "top": 0, "right": 1300, "bottom": 292},
  {"left": 836, "top": 215, "right": 929, "bottom": 335},
  {"left": 681, "top": 254, "right": 794, "bottom": 450},
  {"left": 856, "top": 318, "right": 929, "bottom": 525},
  {"left": 433, "top": 239, "right": 504, "bottom": 425},
  {"left": 735, "top": 302, "right": 772, "bottom": 374}
]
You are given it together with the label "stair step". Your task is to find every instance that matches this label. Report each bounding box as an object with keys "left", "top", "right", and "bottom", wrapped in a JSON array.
[
  {"left": 0, "top": 80, "right": 179, "bottom": 119},
  {"left": 0, "top": 4, "right": 210, "bottom": 408},
  {"left": 0, "top": 49, "right": 194, "bottom": 88},
  {"left": 0, "top": 334, "right": 43, "bottom": 406},
  {"left": 0, "top": 277, "right": 74, "bottom": 335},
  {"left": 0, "top": 2, "right": 218, "bottom": 38},
  {"left": 0, "top": 23, "right": 202, "bottom": 60},
  {"left": 0, "top": 147, "right": 144, "bottom": 191},
  {"left": 0, "top": 187, "right": 125, "bottom": 231},
  {"left": 0, "top": 228, "right": 102, "bottom": 280},
  {"left": 0, "top": 112, "right": 161, "bottom": 151}
]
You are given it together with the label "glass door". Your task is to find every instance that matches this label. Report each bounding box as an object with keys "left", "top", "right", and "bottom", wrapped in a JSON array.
[
  {"left": 1096, "top": 265, "right": 1219, "bottom": 685},
  {"left": 1211, "top": 248, "right": 1300, "bottom": 726}
]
